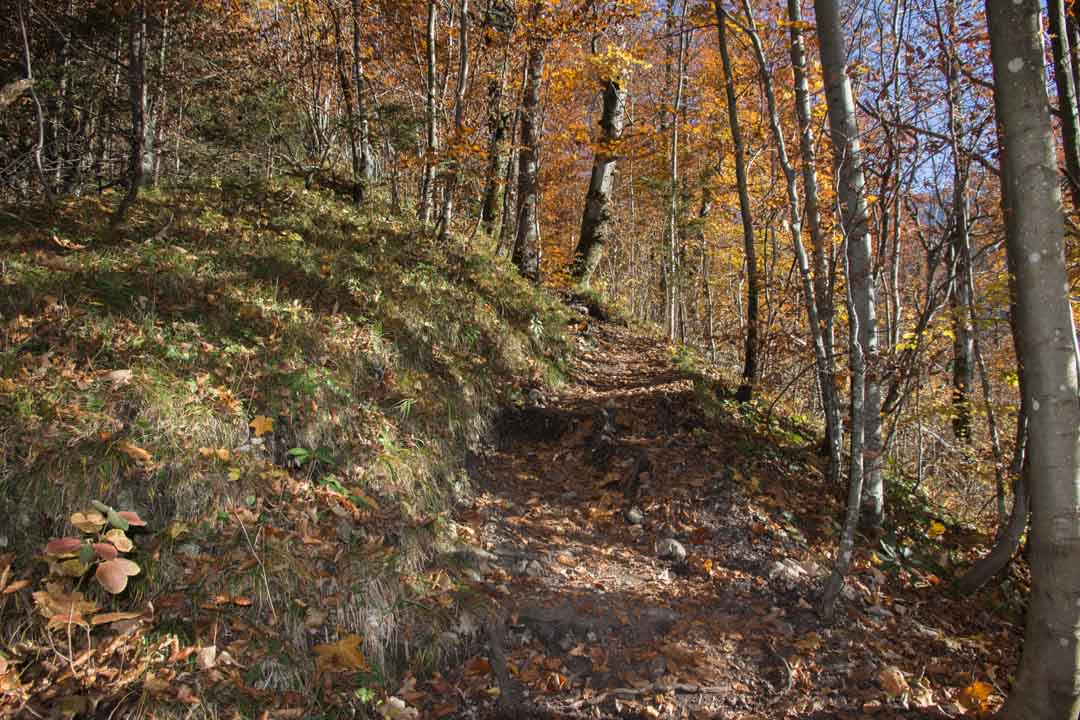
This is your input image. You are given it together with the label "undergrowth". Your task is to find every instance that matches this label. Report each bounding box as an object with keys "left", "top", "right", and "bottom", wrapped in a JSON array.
[{"left": 0, "top": 179, "right": 570, "bottom": 717}]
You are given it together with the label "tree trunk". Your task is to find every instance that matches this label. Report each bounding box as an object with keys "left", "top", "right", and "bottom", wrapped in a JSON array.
[
  {"left": 112, "top": 0, "right": 146, "bottom": 227},
  {"left": 737, "top": 0, "right": 843, "bottom": 493},
  {"left": 17, "top": 0, "right": 55, "bottom": 204},
  {"left": 438, "top": 0, "right": 470, "bottom": 242},
  {"left": 714, "top": 0, "right": 757, "bottom": 401},
  {"left": 419, "top": 0, "right": 439, "bottom": 225},
  {"left": 572, "top": 74, "right": 625, "bottom": 286},
  {"left": 481, "top": 54, "right": 509, "bottom": 235},
  {"left": 352, "top": 0, "right": 372, "bottom": 206},
  {"left": 512, "top": 17, "right": 544, "bottom": 281},
  {"left": 665, "top": 8, "right": 689, "bottom": 341},
  {"left": 988, "top": 0, "right": 1080, "bottom": 715},
  {"left": 814, "top": 0, "right": 883, "bottom": 527},
  {"left": 788, "top": 0, "right": 840, "bottom": 476},
  {"left": 1049, "top": 0, "right": 1080, "bottom": 207}
]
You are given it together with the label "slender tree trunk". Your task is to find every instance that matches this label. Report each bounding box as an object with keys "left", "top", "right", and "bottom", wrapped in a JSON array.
[
  {"left": 572, "top": 72, "right": 625, "bottom": 286},
  {"left": 954, "top": 474, "right": 1028, "bottom": 595},
  {"left": 332, "top": 6, "right": 361, "bottom": 203},
  {"left": 18, "top": 0, "right": 55, "bottom": 204},
  {"left": 988, "top": 0, "right": 1080, "bottom": 715},
  {"left": 512, "top": 14, "right": 545, "bottom": 281},
  {"left": 788, "top": 0, "right": 841, "bottom": 474},
  {"left": 438, "top": 0, "right": 470, "bottom": 242},
  {"left": 112, "top": 0, "right": 146, "bottom": 227},
  {"left": 419, "top": 0, "right": 439, "bottom": 224},
  {"left": 814, "top": 0, "right": 884, "bottom": 527},
  {"left": 481, "top": 46, "right": 510, "bottom": 235},
  {"left": 737, "top": 0, "right": 843, "bottom": 491},
  {"left": 1049, "top": 0, "right": 1080, "bottom": 207},
  {"left": 714, "top": 0, "right": 757, "bottom": 400},
  {"left": 933, "top": 0, "right": 975, "bottom": 441},
  {"left": 351, "top": 0, "right": 372, "bottom": 206},
  {"left": 665, "top": 9, "right": 689, "bottom": 342}
]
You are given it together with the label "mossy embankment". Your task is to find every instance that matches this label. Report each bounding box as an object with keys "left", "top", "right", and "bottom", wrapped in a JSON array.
[{"left": 0, "top": 180, "right": 572, "bottom": 716}]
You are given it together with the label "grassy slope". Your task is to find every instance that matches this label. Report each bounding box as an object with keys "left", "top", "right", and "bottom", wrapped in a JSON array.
[{"left": 0, "top": 180, "right": 571, "bottom": 716}]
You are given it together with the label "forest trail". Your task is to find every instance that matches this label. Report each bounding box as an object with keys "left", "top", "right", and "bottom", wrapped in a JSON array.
[{"left": 440, "top": 319, "right": 1016, "bottom": 719}]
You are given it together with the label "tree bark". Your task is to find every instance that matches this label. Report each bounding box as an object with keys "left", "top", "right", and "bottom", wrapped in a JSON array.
[
  {"left": 419, "top": 0, "right": 439, "bottom": 225},
  {"left": 714, "top": 0, "right": 757, "bottom": 401},
  {"left": 572, "top": 74, "right": 625, "bottom": 287},
  {"left": 512, "top": 13, "right": 545, "bottom": 281},
  {"left": 986, "top": 0, "right": 1080, "bottom": 715},
  {"left": 737, "top": 0, "right": 843, "bottom": 492},
  {"left": 481, "top": 51, "right": 509, "bottom": 236},
  {"left": 112, "top": 0, "right": 146, "bottom": 227},
  {"left": 438, "top": 0, "right": 471, "bottom": 242},
  {"left": 813, "top": 0, "right": 884, "bottom": 527},
  {"left": 352, "top": 0, "right": 372, "bottom": 206},
  {"left": 1049, "top": 0, "right": 1080, "bottom": 207}
]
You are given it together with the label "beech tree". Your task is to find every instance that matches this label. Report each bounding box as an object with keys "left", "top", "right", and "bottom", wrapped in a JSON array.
[{"left": 986, "top": 0, "right": 1080, "bottom": 715}]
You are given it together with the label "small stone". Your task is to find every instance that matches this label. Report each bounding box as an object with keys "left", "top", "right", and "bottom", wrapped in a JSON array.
[
  {"left": 867, "top": 605, "right": 894, "bottom": 618},
  {"left": 175, "top": 543, "right": 202, "bottom": 558},
  {"left": 625, "top": 507, "right": 645, "bottom": 525},
  {"left": 336, "top": 520, "right": 354, "bottom": 543},
  {"left": 558, "top": 633, "right": 576, "bottom": 652},
  {"left": 657, "top": 538, "right": 687, "bottom": 562},
  {"left": 570, "top": 303, "right": 590, "bottom": 315},
  {"left": 768, "top": 558, "right": 807, "bottom": 583},
  {"left": 527, "top": 388, "right": 546, "bottom": 406}
]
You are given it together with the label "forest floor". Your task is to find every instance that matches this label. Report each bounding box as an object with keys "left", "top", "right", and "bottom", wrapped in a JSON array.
[{"left": 425, "top": 319, "right": 1021, "bottom": 720}]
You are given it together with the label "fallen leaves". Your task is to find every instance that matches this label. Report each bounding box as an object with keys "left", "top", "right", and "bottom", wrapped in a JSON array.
[
  {"left": 314, "top": 634, "right": 368, "bottom": 674},
  {"left": 250, "top": 415, "right": 275, "bottom": 437},
  {"left": 116, "top": 441, "right": 153, "bottom": 464},
  {"left": 959, "top": 680, "right": 996, "bottom": 716},
  {"left": 32, "top": 583, "right": 99, "bottom": 629}
]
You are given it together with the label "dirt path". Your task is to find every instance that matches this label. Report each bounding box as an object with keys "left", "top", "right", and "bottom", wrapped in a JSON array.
[{"left": 440, "top": 321, "right": 1016, "bottom": 719}]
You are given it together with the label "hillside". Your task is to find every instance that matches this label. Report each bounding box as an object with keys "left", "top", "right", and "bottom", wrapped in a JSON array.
[{"left": 0, "top": 181, "right": 572, "bottom": 717}]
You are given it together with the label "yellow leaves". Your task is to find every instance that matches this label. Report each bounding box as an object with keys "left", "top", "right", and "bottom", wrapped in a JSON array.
[
  {"left": 588, "top": 45, "right": 651, "bottom": 83},
  {"left": 958, "top": 680, "right": 995, "bottom": 716},
  {"left": 199, "top": 446, "right": 232, "bottom": 462},
  {"left": 927, "top": 521, "right": 946, "bottom": 539},
  {"left": 116, "top": 441, "right": 153, "bottom": 464},
  {"left": 70, "top": 511, "right": 107, "bottom": 533},
  {"left": 314, "top": 634, "right": 368, "bottom": 673},
  {"left": 250, "top": 415, "right": 275, "bottom": 437},
  {"left": 104, "top": 528, "right": 134, "bottom": 553}
]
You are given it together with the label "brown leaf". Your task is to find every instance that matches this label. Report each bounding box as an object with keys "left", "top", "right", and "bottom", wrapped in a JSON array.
[
  {"left": 32, "top": 582, "right": 99, "bottom": 629},
  {"left": 250, "top": 415, "right": 275, "bottom": 437},
  {"left": 314, "top": 634, "right": 368, "bottom": 673},
  {"left": 95, "top": 558, "right": 141, "bottom": 594},
  {"left": 879, "top": 665, "right": 910, "bottom": 698},
  {"left": 116, "top": 442, "right": 152, "bottom": 463},
  {"left": 91, "top": 611, "right": 144, "bottom": 626},
  {"left": 2, "top": 579, "right": 29, "bottom": 594}
]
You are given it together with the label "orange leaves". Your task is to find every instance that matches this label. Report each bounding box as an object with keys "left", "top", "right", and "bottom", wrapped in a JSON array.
[
  {"left": 250, "top": 415, "right": 275, "bottom": 437},
  {"left": 314, "top": 634, "right": 368, "bottom": 674},
  {"left": 116, "top": 441, "right": 153, "bottom": 464},
  {"left": 958, "top": 681, "right": 996, "bottom": 716}
]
